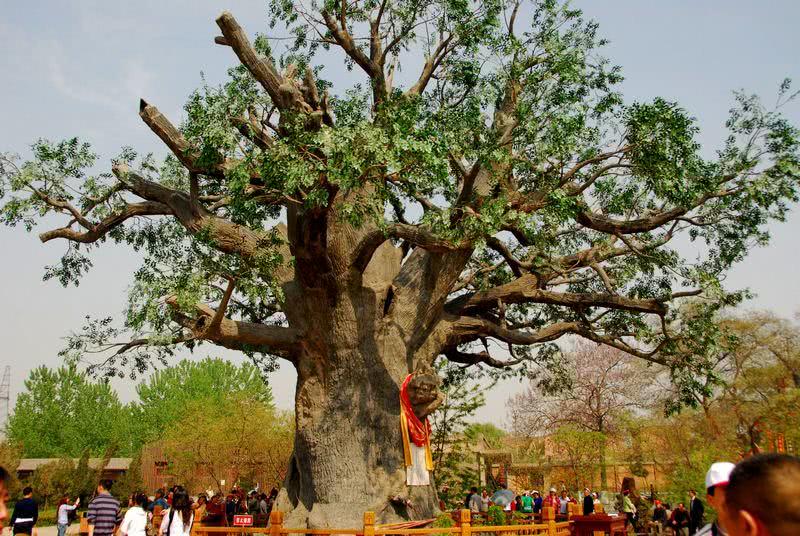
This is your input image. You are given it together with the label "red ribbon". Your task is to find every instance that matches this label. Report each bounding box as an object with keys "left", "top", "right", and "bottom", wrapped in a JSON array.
[{"left": 400, "top": 374, "right": 431, "bottom": 447}]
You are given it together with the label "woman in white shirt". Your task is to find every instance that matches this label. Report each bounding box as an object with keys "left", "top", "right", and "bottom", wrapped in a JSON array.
[
  {"left": 57, "top": 496, "right": 80, "bottom": 536},
  {"left": 120, "top": 493, "right": 149, "bottom": 536},
  {"left": 159, "top": 487, "right": 194, "bottom": 536}
]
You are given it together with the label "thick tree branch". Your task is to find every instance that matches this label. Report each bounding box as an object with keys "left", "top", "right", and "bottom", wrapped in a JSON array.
[
  {"left": 139, "top": 100, "right": 198, "bottom": 172},
  {"left": 577, "top": 330, "right": 669, "bottom": 366},
  {"left": 444, "top": 315, "right": 670, "bottom": 367},
  {"left": 168, "top": 297, "right": 301, "bottom": 361},
  {"left": 443, "top": 347, "right": 522, "bottom": 369},
  {"left": 206, "top": 276, "right": 236, "bottom": 333},
  {"left": 320, "top": 10, "right": 385, "bottom": 101},
  {"left": 446, "top": 315, "right": 583, "bottom": 346},
  {"left": 232, "top": 108, "right": 273, "bottom": 150},
  {"left": 406, "top": 35, "right": 455, "bottom": 97},
  {"left": 455, "top": 76, "right": 521, "bottom": 209},
  {"left": 111, "top": 164, "right": 273, "bottom": 262},
  {"left": 351, "top": 223, "right": 466, "bottom": 272},
  {"left": 139, "top": 100, "right": 233, "bottom": 178},
  {"left": 485, "top": 236, "right": 530, "bottom": 277},
  {"left": 542, "top": 229, "right": 678, "bottom": 283},
  {"left": 40, "top": 162, "right": 280, "bottom": 269},
  {"left": 575, "top": 205, "right": 689, "bottom": 235},
  {"left": 30, "top": 188, "right": 93, "bottom": 229},
  {"left": 39, "top": 201, "right": 172, "bottom": 243},
  {"left": 447, "top": 273, "right": 668, "bottom": 315},
  {"left": 215, "top": 12, "right": 297, "bottom": 110},
  {"left": 574, "top": 183, "right": 735, "bottom": 234}
]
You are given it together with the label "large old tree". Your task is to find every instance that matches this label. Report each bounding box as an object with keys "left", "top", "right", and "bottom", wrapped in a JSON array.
[{"left": 2, "top": 0, "right": 799, "bottom": 527}]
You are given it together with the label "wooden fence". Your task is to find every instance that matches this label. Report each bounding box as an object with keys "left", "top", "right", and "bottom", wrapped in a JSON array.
[{"left": 190, "top": 508, "right": 572, "bottom": 536}]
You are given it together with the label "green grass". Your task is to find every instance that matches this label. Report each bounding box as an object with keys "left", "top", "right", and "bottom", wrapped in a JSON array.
[{"left": 36, "top": 507, "right": 58, "bottom": 526}]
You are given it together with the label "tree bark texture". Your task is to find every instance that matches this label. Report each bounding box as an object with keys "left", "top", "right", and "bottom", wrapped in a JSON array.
[{"left": 273, "top": 238, "right": 447, "bottom": 528}]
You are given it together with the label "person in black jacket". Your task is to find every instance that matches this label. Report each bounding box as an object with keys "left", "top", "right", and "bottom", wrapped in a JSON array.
[
  {"left": 582, "top": 488, "right": 594, "bottom": 516},
  {"left": 688, "top": 490, "right": 704, "bottom": 535},
  {"left": 10, "top": 487, "right": 38, "bottom": 536}
]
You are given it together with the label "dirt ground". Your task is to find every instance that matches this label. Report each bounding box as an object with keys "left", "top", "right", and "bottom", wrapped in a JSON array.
[{"left": 3, "top": 526, "right": 81, "bottom": 536}]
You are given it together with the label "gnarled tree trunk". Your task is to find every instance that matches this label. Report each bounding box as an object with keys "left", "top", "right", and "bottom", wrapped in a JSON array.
[
  {"left": 273, "top": 236, "right": 452, "bottom": 528},
  {"left": 278, "top": 349, "right": 438, "bottom": 528}
]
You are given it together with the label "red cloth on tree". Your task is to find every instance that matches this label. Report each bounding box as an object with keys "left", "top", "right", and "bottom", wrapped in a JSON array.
[{"left": 400, "top": 373, "right": 431, "bottom": 447}]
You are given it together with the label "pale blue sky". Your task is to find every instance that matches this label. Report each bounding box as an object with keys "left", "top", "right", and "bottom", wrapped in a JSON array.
[{"left": 1, "top": 1, "right": 798, "bottom": 424}]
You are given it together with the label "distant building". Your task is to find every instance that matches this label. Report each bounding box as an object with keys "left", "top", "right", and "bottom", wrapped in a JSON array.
[
  {"left": 140, "top": 443, "right": 174, "bottom": 492},
  {"left": 470, "top": 433, "right": 672, "bottom": 492},
  {"left": 17, "top": 457, "right": 132, "bottom": 481},
  {"left": 18, "top": 445, "right": 283, "bottom": 495}
]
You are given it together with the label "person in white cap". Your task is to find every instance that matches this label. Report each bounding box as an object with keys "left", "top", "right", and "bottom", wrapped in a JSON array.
[
  {"left": 543, "top": 487, "right": 560, "bottom": 511},
  {"left": 695, "top": 461, "right": 735, "bottom": 536}
]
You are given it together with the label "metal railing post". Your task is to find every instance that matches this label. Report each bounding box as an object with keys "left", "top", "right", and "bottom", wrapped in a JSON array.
[
  {"left": 459, "top": 509, "right": 471, "bottom": 536},
  {"left": 269, "top": 510, "right": 284, "bottom": 536},
  {"left": 363, "top": 511, "right": 376, "bottom": 536},
  {"left": 541, "top": 507, "right": 556, "bottom": 536}
]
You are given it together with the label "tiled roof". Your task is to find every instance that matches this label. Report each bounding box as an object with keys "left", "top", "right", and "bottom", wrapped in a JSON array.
[{"left": 17, "top": 457, "right": 132, "bottom": 472}]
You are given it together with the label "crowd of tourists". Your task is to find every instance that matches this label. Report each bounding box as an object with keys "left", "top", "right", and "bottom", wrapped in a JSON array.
[
  {"left": 0, "top": 454, "right": 798, "bottom": 536},
  {"left": 2, "top": 479, "right": 280, "bottom": 536},
  {"left": 193, "top": 486, "right": 279, "bottom": 525},
  {"left": 455, "top": 453, "right": 800, "bottom": 536},
  {"left": 462, "top": 484, "right": 600, "bottom": 517}
]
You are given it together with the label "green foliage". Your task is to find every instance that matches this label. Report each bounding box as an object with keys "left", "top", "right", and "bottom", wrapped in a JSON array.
[
  {"left": 464, "top": 423, "right": 506, "bottom": 448},
  {"left": 29, "top": 458, "right": 76, "bottom": 509},
  {"left": 431, "top": 360, "right": 496, "bottom": 508},
  {"left": 550, "top": 426, "right": 606, "bottom": 490},
  {"left": 7, "top": 358, "right": 276, "bottom": 471},
  {"left": 71, "top": 451, "right": 102, "bottom": 504},
  {"left": 486, "top": 505, "right": 507, "bottom": 526},
  {"left": 24, "top": 452, "right": 101, "bottom": 509},
  {"left": 112, "top": 451, "right": 145, "bottom": 501},
  {"left": 432, "top": 513, "right": 455, "bottom": 528},
  {"left": 133, "top": 357, "right": 274, "bottom": 445},
  {"left": 6, "top": 365, "right": 134, "bottom": 457},
  {"left": 431, "top": 512, "right": 456, "bottom": 536},
  {"left": 161, "top": 393, "right": 292, "bottom": 493}
]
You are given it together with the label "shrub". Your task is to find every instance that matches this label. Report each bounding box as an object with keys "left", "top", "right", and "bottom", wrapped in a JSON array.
[
  {"left": 486, "top": 505, "right": 506, "bottom": 526},
  {"left": 431, "top": 512, "right": 456, "bottom": 536}
]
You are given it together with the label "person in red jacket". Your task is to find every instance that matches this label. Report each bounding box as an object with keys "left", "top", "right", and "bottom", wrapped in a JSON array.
[{"left": 542, "top": 488, "right": 561, "bottom": 512}]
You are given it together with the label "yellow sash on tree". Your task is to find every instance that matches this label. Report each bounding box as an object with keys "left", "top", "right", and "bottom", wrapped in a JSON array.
[{"left": 400, "top": 411, "right": 434, "bottom": 471}]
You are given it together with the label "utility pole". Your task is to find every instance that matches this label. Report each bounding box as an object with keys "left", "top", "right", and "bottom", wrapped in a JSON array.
[{"left": 0, "top": 366, "right": 10, "bottom": 435}]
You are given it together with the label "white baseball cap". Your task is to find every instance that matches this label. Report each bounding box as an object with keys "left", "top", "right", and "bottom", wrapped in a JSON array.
[{"left": 705, "top": 462, "right": 735, "bottom": 490}]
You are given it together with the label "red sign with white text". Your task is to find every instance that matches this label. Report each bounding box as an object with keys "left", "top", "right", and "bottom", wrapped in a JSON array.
[{"left": 233, "top": 515, "right": 254, "bottom": 527}]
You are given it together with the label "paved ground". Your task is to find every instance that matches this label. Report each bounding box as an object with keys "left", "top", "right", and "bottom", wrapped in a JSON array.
[{"left": 16, "top": 526, "right": 80, "bottom": 536}]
